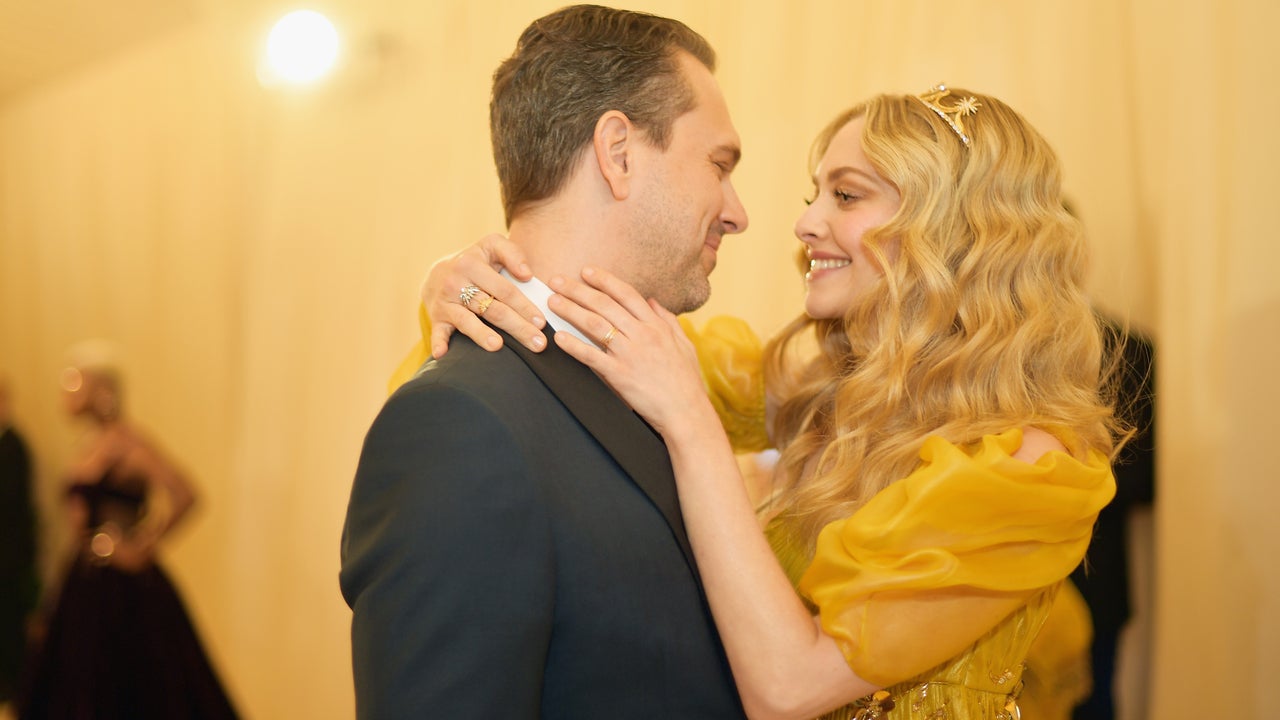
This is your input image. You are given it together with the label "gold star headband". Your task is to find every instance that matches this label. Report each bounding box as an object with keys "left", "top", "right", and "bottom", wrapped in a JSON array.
[{"left": 914, "top": 83, "right": 981, "bottom": 146}]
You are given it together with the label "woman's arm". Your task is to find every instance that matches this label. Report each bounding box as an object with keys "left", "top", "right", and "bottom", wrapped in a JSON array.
[
  {"left": 660, "top": 393, "right": 880, "bottom": 718},
  {"left": 107, "top": 425, "right": 196, "bottom": 571},
  {"left": 546, "top": 268, "right": 877, "bottom": 719}
]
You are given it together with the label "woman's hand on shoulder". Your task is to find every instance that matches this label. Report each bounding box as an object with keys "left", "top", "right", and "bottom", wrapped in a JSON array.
[
  {"left": 420, "top": 234, "right": 547, "bottom": 356},
  {"left": 547, "top": 267, "right": 711, "bottom": 437}
]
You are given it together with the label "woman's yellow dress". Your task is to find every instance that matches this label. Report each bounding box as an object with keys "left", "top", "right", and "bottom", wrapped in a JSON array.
[{"left": 685, "top": 317, "right": 1115, "bottom": 720}]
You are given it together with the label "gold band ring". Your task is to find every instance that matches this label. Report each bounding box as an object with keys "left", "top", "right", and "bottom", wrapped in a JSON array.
[
  {"left": 474, "top": 295, "right": 494, "bottom": 315},
  {"left": 600, "top": 326, "right": 618, "bottom": 348}
]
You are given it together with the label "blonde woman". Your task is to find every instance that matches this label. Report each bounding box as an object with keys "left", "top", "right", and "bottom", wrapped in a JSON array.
[
  {"left": 17, "top": 344, "right": 238, "bottom": 719},
  {"left": 412, "top": 87, "right": 1117, "bottom": 719}
]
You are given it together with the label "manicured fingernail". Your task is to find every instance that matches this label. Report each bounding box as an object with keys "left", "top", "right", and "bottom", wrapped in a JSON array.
[
  {"left": 533, "top": 315, "right": 546, "bottom": 328},
  {"left": 531, "top": 335, "right": 546, "bottom": 350},
  {"left": 487, "top": 335, "right": 502, "bottom": 351},
  {"left": 549, "top": 276, "right": 565, "bottom": 289}
]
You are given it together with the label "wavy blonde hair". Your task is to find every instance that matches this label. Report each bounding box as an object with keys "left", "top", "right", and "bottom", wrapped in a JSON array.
[{"left": 763, "top": 89, "right": 1120, "bottom": 554}]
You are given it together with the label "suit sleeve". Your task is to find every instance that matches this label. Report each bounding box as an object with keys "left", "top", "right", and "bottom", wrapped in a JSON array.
[{"left": 340, "top": 382, "right": 554, "bottom": 719}]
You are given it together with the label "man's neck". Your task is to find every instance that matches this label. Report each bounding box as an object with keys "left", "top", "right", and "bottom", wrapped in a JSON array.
[
  {"left": 505, "top": 203, "right": 624, "bottom": 350},
  {"left": 507, "top": 200, "right": 619, "bottom": 284}
]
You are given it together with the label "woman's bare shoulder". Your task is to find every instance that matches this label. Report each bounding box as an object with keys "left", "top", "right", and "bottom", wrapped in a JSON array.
[{"left": 1012, "top": 426, "right": 1069, "bottom": 464}]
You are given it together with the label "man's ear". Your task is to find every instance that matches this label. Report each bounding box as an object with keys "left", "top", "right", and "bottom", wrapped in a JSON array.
[{"left": 592, "top": 111, "right": 634, "bottom": 201}]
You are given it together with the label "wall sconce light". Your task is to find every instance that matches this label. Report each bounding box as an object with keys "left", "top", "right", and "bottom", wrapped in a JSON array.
[{"left": 260, "top": 9, "right": 340, "bottom": 86}]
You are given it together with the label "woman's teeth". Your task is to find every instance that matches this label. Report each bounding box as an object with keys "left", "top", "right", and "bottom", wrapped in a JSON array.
[{"left": 809, "top": 258, "right": 851, "bottom": 272}]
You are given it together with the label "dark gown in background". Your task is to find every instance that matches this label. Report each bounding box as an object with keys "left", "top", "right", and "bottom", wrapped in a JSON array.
[{"left": 16, "top": 466, "right": 238, "bottom": 720}]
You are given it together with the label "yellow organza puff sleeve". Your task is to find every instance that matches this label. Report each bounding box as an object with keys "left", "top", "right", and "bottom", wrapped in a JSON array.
[
  {"left": 678, "top": 315, "right": 770, "bottom": 453},
  {"left": 798, "top": 429, "right": 1115, "bottom": 687}
]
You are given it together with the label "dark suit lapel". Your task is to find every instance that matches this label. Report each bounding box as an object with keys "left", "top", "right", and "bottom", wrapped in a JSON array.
[{"left": 502, "top": 326, "right": 700, "bottom": 578}]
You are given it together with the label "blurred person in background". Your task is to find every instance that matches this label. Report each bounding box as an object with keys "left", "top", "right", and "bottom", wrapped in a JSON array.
[
  {"left": 15, "top": 342, "right": 238, "bottom": 720},
  {"left": 1070, "top": 316, "right": 1155, "bottom": 720}
]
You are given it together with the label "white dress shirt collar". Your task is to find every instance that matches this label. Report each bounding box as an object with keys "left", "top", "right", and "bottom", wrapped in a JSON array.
[{"left": 501, "top": 270, "right": 598, "bottom": 348}]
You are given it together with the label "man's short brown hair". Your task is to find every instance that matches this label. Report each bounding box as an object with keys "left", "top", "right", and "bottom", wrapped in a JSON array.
[{"left": 490, "top": 5, "right": 716, "bottom": 224}]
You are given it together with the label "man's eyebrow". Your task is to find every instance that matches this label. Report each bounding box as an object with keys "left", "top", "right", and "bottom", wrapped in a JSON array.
[{"left": 715, "top": 145, "right": 742, "bottom": 168}]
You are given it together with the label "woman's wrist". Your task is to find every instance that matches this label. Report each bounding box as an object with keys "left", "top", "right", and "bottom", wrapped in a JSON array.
[{"left": 661, "top": 398, "right": 731, "bottom": 454}]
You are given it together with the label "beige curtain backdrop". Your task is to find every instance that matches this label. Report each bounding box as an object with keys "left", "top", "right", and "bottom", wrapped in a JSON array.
[{"left": 1, "top": 1, "right": 1275, "bottom": 717}]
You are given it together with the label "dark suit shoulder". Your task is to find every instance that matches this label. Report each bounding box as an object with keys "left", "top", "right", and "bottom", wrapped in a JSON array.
[
  {"left": 389, "top": 336, "right": 546, "bottom": 413},
  {"left": 342, "top": 342, "right": 559, "bottom": 718}
]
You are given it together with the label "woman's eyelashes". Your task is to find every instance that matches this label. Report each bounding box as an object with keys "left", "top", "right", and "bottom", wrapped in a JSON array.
[{"left": 803, "top": 187, "right": 861, "bottom": 206}]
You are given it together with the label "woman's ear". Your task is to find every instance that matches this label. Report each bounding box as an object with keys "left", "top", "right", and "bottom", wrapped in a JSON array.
[{"left": 592, "top": 110, "right": 634, "bottom": 201}]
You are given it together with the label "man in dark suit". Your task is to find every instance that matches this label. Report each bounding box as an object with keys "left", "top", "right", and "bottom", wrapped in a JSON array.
[{"left": 340, "top": 6, "right": 749, "bottom": 718}]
